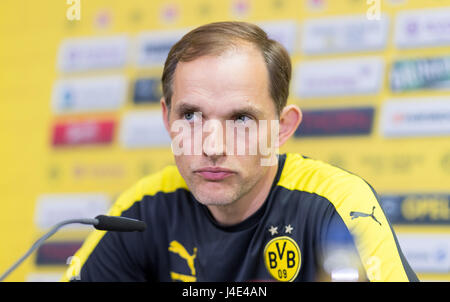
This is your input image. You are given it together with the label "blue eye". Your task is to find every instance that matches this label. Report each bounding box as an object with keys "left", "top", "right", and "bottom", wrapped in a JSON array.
[
  {"left": 183, "top": 112, "right": 202, "bottom": 123},
  {"left": 235, "top": 115, "right": 251, "bottom": 123},
  {"left": 184, "top": 112, "right": 194, "bottom": 121}
]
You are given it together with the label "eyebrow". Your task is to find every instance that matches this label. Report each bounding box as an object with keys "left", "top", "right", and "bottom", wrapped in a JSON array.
[
  {"left": 229, "top": 106, "right": 264, "bottom": 119},
  {"left": 173, "top": 101, "right": 264, "bottom": 119},
  {"left": 174, "top": 102, "right": 202, "bottom": 116}
]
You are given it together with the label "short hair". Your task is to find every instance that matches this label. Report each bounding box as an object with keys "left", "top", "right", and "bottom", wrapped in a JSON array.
[{"left": 161, "top": 21, "right": 292, "bottom": 116}]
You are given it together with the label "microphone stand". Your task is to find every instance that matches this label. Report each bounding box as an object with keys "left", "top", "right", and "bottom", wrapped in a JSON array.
[{"left": 0, "top": 218, "right": 98, "bottom": 282}]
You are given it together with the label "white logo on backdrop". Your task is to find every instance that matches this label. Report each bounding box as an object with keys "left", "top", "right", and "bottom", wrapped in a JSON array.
[
  {"left": 120, "top": 110, "right": 171, "bottom": 148},
  {"left": 301, "top": 14, "right": 389, "bottom": 54},
  {"left": 258, "top": 20, "right": 300, "bottom": 54},
  {"left": 381, "top": 98, "right": 450, "bottom": 138},
  {"left": 395, "top": 8, "right": 450, "bottom": 48},
  {"left": 294, "top": 57, "right": 384, "bottom": 98},
  {"left": 397, "top": 233, "right": 450, "bottom": 273},
  {"left": 58, "top": 36, "right": 129, "bottom": 72},
  {"left": 35, "top": 194, "right": 110, "bottom": 230},
  {"left": 135, "top": 29, "right": 190, "bottom": 68},
  {"left": 52, "top": 75, "right": 127, "bottom": 114}
]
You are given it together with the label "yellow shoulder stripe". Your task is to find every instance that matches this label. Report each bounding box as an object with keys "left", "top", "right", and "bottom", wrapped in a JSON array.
[
  {"left": 61, "top": 165, "right": 187, "bottom": 282},
  {"left": 277, "top": 153, "right": 409, "bottom": 282}
]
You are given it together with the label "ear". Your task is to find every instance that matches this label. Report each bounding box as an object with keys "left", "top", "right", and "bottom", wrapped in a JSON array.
[
  {"left": 160, "top": 97, "right": 170, "bottom": 133},
  {"left": 278, "top": 104, "right": 302, "bottom": 147}
]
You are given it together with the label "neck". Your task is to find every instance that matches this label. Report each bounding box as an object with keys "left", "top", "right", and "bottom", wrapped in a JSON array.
[{"left": 207, "top": 161, "right": 279, "bottom": 226}]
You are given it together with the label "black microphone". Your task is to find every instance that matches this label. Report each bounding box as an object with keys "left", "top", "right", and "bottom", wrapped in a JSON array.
[
  {"left": 94, "top": 215, "right": 146, "bottom": 232},
  {"left": 0, "top": 215, "right": 147, "bottom": 282}
]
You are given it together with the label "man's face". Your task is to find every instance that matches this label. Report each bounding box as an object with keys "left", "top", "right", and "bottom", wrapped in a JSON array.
[{"left": 163, "top": 45, "right": 279, "bottom": 206}]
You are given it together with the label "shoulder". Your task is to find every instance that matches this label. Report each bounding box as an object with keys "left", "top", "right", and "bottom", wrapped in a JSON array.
[
  {"left": 62, "top": 166, "right": 189, "bottom": 282},
  {"left": 277, "top": 152, "right": 383, "bottom": 246},
  {"left": 277, "top": 153, "right": 377, "bottom": 208},
  {"left": 109, "top": 165, "right": 189, "bottom": 216},
  {"left": 278, "top": 153, "right": 417, "bottom": 281}
]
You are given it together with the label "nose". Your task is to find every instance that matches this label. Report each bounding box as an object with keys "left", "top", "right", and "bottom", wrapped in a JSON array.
[{"left": 202, "top": 119, "right": 225, "bottom": 159}]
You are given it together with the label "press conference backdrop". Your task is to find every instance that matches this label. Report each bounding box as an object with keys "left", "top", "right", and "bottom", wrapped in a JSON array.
[{"left": 0, "top": 0, "right": 449, "bottom": 282}]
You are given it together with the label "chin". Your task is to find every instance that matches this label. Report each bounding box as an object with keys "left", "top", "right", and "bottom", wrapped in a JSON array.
[
  {"left": 192, "top": 186, "right": 237, "bottom": 206},
  {"left": 186, "top": 174, "right": 235, "bottom": 204}
]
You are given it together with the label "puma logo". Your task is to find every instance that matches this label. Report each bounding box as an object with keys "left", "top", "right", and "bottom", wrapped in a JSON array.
[
  {"left": 350, "top": 206, "right": 382, "bottom": 226},
  {"left": 168, "top": 240, "right": 197, "bottom": 281}
]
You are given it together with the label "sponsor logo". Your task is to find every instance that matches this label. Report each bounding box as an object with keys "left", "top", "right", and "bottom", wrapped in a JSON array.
[
  {"left": 160, "top": 3, "right": 179, "bottom": 24},
  {"left": 379, "top": 194, "right": 450, "bottom": 225},
  {"left": 197, "top": 2, "right": 212, "bottom": 17},
  {"left": 168, "top": 240, "right": 197, "bottom": 282},
  {"left": 360, "top": 153, "right": 425, "bottom": 175},
  {"left": 135, "top": 29, "right": 188, "bottom": 68},
  {"left": 395, "top": 8, "right": 450, "bottom": 48},
  {"left": 294, "top": 57, "right": 383, "bottom": 98},
  {"left": 390, "top": 56, "right": 450, "bottom": 92},
  {"left": 350, "top": 206, "right": 382, "bottom": 226},
  {"left": 259, "top": 20, "right": 299, "bottom": 54},
  {"left": 52, "top": 119, "right": 115, "bottom": 146},
  {"left": 119, "top": 110, "right": 171, "bottom": 148},
  {"left": 133, "top": 77, "right": 162, "bottom": 104},
  {"left": 327, "top": 154, "right": 347, "bottom": 170},
  {"left": 57, "top": 36, "right": 129, "bottom": 72},
  {"left": 301, "top": 14, "right": 389, "bottom": 54},
  {"left": 270, "top": 0, "right": 285, "bottom": 11},
  {"left": 294, "top": 107, "right": 374, "bottom": 137},
  {"left": 264, "top": 236, "right": 301, "bottom": 282},
  {"left": 306, "top": 0, "right": 326, "bottom": 11},
  {"left": 34, "top": 193, "right": 110, "bottom": 230},
  {"left": 72, "top": 162, "right": 126, "bottom": 180},
  {"left": 397, "top": 234, "right": 450, "bottom": 273},
  {"left": 52, "top": 75, "right": 127, "bottom": 114},
  {"left": 47, "top": 164, "right": 61, "bottom": 180},
  {"left": 231, "top": 0, "right": 251, "bottom": 18},
  {"left": 381, "top": 98, "right": 450, "bottom": 137},
  {"left": 94, "top": 9, "right": 112, "bottom": 30},
  {"left": 442, "top": 152, "right": 450, "bottom": 174},
  {"left": 36, "top": 241, "right": 83, "bottom": 265}
]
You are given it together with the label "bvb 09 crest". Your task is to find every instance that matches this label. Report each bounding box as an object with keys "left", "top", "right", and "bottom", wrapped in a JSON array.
[{"left": 264, "top": 236, "right": 301, "bottom": 282}]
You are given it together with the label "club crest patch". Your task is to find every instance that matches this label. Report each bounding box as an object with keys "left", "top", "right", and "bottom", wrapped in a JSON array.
[{"left": 263, "top": 236, "right": 301, "bottom": 282}]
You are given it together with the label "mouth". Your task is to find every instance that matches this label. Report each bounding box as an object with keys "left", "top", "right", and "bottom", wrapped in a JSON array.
[{"left": 194, "top": 167, "right": 235, "bottom": 181}]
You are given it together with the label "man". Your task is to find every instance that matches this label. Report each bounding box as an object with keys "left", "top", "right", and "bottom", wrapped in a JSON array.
[{"left": 63, "top": 22, "right": 418, "bottom": 282}]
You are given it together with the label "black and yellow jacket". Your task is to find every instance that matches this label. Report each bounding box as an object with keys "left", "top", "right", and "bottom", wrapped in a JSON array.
[{"left": 62, "top": 153, "right": 418, "bottom": 282}]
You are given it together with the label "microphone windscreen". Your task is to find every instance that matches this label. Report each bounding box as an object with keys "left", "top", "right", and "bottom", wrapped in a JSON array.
[{"left": 94, "top": 215, "right": 147, "bottom": 232}]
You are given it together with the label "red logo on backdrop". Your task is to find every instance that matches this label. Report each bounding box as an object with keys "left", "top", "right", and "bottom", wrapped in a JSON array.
[
  {"left": 294, "top": 107, "right": 374, "bottom": 137},
  {"left": 36, "top": 241, "right": 83, "bottom": 265},
  {"left": 52, "top": 119, "right": 115, "bottom": 146}
]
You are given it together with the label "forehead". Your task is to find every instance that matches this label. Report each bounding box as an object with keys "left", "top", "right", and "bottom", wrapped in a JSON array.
[{"left": 171, "top": 46, "right": 275, "bottom": 117}]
